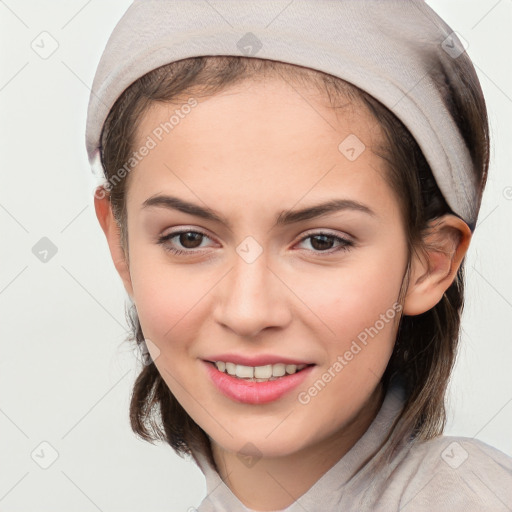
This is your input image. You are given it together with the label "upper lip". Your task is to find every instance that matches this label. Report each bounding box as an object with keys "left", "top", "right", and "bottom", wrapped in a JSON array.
[{"left": 203, "top": 353, "right": 315, "bottom": 367}]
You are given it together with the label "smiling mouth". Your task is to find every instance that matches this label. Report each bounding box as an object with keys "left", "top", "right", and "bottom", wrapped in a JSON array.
[{"left": 206, "top": 360, "right": 315, "bottom": 382}]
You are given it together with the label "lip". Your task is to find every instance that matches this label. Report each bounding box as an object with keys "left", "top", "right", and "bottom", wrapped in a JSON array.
[
  {"left": 204, "top": 353, "right": 314, "bottom": 367},
  {"left": 202, "top": 360, "right": 315, "bottom": 405}
]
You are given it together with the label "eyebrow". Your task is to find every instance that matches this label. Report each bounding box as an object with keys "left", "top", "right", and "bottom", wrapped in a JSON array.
[{"left": 142, "top": 194, "right": 376, "bottom": 230}]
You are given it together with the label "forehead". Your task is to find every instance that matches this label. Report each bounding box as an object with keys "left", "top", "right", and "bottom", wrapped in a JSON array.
[
  {"left": 128, "top": 77, "right": 394, "bottom": 217},
  {"left": 134, "top": 76, "right": 383, "bottom": 152}
]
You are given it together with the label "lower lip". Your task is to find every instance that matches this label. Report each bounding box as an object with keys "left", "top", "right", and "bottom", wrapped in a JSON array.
[{"left": 202, "top": 360, "right": 314, "bottom": 405}]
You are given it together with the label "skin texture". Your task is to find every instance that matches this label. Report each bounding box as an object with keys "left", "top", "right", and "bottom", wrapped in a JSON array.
[{"left": 95, "top": 77, "right": 471, "bottom": 510}]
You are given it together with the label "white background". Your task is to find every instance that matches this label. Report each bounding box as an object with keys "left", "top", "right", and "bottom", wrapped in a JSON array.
[{"left": 0, "top": 1, "right": 511, "bottom": 510}]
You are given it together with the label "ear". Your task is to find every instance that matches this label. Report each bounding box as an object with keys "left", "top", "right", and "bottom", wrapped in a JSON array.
[
  {"left": 403, "top": 214, "right": 472, "bottom": 316},
  {"left": 94, "top": 186, "right": 134, "bottom": 299}
]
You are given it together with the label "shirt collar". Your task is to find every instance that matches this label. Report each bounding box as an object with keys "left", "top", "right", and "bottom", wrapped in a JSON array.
[{"left": 193, "top": 376, "right": 407, "bottom": 511}]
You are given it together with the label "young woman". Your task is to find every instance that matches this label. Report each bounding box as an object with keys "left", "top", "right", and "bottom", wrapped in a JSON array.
[{"left": 86, "top": 1, "right": 512, "bottom": 510}]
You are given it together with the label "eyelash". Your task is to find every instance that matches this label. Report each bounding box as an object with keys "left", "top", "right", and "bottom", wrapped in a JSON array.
[{"left": 157, "top": 229, "right": 354, "bottom": 257}]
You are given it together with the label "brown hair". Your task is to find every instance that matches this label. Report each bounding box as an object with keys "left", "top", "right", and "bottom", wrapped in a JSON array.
[{"left": 99, "top": 55, "right": 489, "bottom": 471}]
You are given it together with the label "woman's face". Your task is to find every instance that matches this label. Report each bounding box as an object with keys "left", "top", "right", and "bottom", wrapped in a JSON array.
[{"left": 122, "top": 78, "right": 408, "bottom": 458}]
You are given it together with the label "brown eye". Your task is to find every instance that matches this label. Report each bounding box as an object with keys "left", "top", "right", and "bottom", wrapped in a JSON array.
[
  {"left": 157, "top": 229, "right": 213, "bottom": 256},
  {"left": 296, "top": 232, "right": 354, "bottom": 254},
  {"left": 310, "top": 234, "right": 335, "bottom": 251},
  {"left": 178, "top": 231, "right": 204, "bottom": 249}
]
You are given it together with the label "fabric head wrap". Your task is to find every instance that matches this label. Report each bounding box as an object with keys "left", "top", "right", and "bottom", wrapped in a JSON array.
[{"left": 85, "top": 0, "right": 484, "bottom": 230}]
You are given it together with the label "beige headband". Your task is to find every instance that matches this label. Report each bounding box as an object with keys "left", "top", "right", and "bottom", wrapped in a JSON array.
[{"left": 86, "top": 0, "right": 483, "bottom": 230}]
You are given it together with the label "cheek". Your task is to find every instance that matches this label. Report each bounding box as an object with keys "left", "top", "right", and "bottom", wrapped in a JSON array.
[
  {"left": 127, "top": 252, "right": 202, "bottom": 355},
  {"left": 134, "top": 283, "right": 194, "bottom": 341},
  {"left": 292, "top": 243, "right": 406, "bottom": 396},
  {"left": 301, "top": 250, "right": 404, "bottom": 336}
]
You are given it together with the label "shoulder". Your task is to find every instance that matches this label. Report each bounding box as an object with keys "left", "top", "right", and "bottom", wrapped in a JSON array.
[{"left": 390, "top": 435, "right": 512, "bottom": 511}]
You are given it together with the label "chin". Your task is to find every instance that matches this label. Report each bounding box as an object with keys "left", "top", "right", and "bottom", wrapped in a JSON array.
[{"left": 211, "top": 428, "right": 310, "bottom": 460}]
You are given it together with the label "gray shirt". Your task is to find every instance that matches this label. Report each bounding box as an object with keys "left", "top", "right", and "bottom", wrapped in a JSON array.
[{"left": 192, "top": 379, "right": 512, "bottom": 511}]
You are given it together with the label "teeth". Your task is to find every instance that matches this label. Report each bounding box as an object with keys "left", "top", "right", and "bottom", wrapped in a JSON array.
[
  {"left": 254, "top": 365, "right": 272, "bottom": 379},
  {"left": 235, "top": 365, "right": 254, "bottom": 379},
  {"left": 225, "top": 362, "right": 236, "bottom": 376},
  {"left": 214, "top": 361, "right": 307, "bottom": 380},
  {"left": 285, "top": 364, "right": 297, "bottom": 374},
  {"left": 273, "top": 363, "right": 286, "bottom": 377}
]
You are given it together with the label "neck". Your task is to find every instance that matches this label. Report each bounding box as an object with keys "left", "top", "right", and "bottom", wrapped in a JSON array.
[{"left": 211, "top": 382, "right": 385, "bottom": 511}]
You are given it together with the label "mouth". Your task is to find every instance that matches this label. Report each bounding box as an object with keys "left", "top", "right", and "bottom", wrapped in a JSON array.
[
  {"left": 204, "top": 360, "right": 315, "bottom": 382},
  {"left": 202, "top": 359, "right": 316, "bottom": 404}
]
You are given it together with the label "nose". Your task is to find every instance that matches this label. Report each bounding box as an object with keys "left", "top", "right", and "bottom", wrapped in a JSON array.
[{"left": 212, "top": 249, "right": 292, "bottom": 338}]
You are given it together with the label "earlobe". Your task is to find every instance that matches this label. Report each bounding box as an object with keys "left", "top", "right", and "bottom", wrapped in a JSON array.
[
  {"left": 403, "top": 215, "right": 471, "bottom": 316},
  {"left": 94, "top": 186, "right": 134, "bottom": 299}
]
